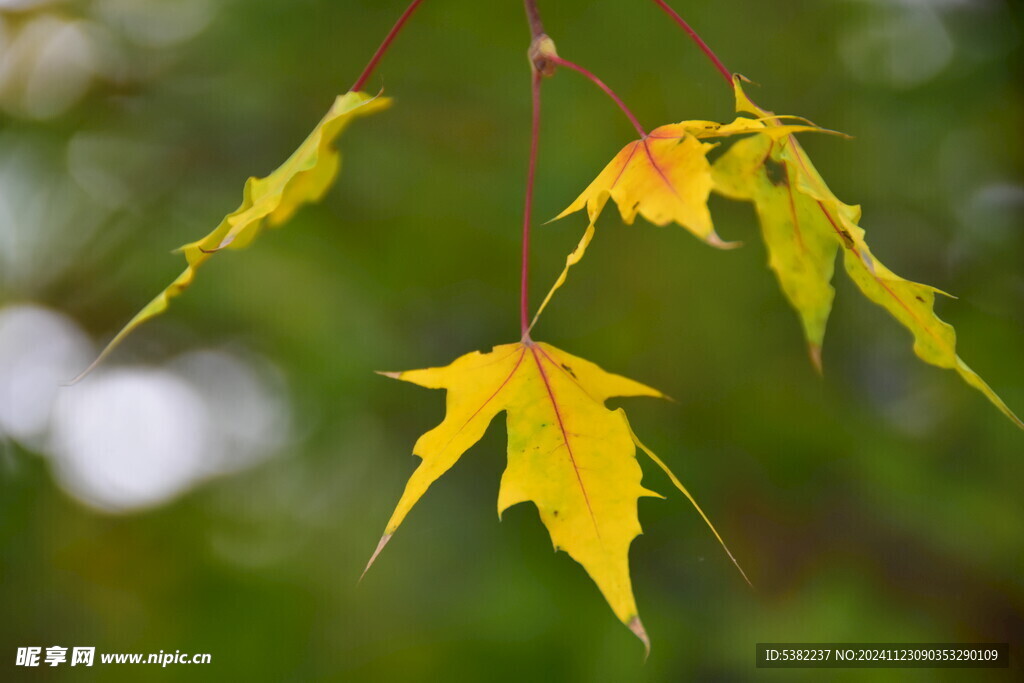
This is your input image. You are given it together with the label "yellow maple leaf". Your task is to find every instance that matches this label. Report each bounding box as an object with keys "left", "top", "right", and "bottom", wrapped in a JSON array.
[
  {"left": 535, "top": 116, "right": 834, "bottom": 329},
  {"left": 715, "top": 78, "right": 1022, "bottom": 428},
  {"left": 553, "top": 115, "right": 829, "bottom": 246},
  {"left": 74, "top": 90, "right": 390, "bottom": 381},
  {"left": 364, "top": 341, "right": 747, "bottom": 654}
]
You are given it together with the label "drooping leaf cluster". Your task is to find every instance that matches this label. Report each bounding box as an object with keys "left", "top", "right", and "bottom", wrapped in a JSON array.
[
  {"left": 548, "top": 78, "right": 1022, "bottom": 429},
  {"left": 79, "top": 20, "right": 1021, "bottom": 656}
]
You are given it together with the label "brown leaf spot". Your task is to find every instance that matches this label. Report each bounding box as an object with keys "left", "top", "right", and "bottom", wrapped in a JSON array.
[
  {"left": 764, "top": 157, "right": 788, "bottom": 187},
  {"left": 838, "top": 229, "right": 855, "bottom": 250}
]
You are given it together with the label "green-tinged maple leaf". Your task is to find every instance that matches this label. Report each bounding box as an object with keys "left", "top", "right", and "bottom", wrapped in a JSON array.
[
  {"left": 711, "top": 132, "right": 838, "bottom": 370},
  {"left": 73, "top": 90, "right": 390, "bottom": 381},
  {"left": 363, "top": 341, "right": 748, "bottom": 654},
  {"left": 712, "top": 78, "right": 1022, "bottom": 427}
]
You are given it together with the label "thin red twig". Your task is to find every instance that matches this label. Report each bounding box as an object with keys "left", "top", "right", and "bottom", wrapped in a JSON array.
[
  {"left": 547, "top": 55, "right": 647, "bottom": 138},
  {"left": 520, "top": 69, "right": 543, "bottom": 337},
  {"left": 650, "top": 0, "right": 732, "bottom": 86},
  {"left": 351, "top": 0, "right": 426, "bottom": 92}
]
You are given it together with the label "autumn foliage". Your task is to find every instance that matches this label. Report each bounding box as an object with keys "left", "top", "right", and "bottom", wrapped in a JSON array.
[{"left": 78, "top": 0, "right": 1021, "bottom": 655}]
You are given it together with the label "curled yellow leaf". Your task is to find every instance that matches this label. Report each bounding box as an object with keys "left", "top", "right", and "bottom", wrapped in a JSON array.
[
  {"left": 553, "top": 114, "right": 833, "bottom": 248},
  {"left": 540, "top": 113, "right": 836, "bottom": 341},
  {"left": 554, "top": 128, "right": 726, "bottom": 247},
  {"left": 74, "top": 90, "right": 390, "bottom": 382}
]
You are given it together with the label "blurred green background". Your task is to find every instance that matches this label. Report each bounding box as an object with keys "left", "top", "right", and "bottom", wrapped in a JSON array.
[{"left": 1, "top": 0, "right": 1022, "bottom": 680}]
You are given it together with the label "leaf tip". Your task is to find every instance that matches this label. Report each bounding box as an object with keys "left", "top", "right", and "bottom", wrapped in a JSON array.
[
  {"left": 808, "top": 343, "right": 823, "bottom": 376},
  {"left": 707, "top": 233, "right": 742, "bottom": 250},
  {"left": 65, "top": 364, "right": 95, "bottom": 387},
  {"left": 375, "top": 370, "right": 403, "bottom": 380},
  {"left": 358, "top": 533, "right": 393, "bottom": 583},
  {"left": 66, "top": 346, "right": 113, "bottom": 385},
  {"left": 627, "top": 616, "right": 651, "bottom": 661}
]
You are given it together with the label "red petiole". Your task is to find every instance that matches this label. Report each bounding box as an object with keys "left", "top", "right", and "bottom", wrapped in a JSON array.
[
  {"left": 351, "top": 0, "right": 426, "bottom": 92},
  {"left": 650, "top": 0, "right": 733, "bottom": 86},
  {"left": 520, "top": 69, "right": 543, "bottom": 338},
  {"left": 546, "top": 55, "right": 648, "bottom": 138}
]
